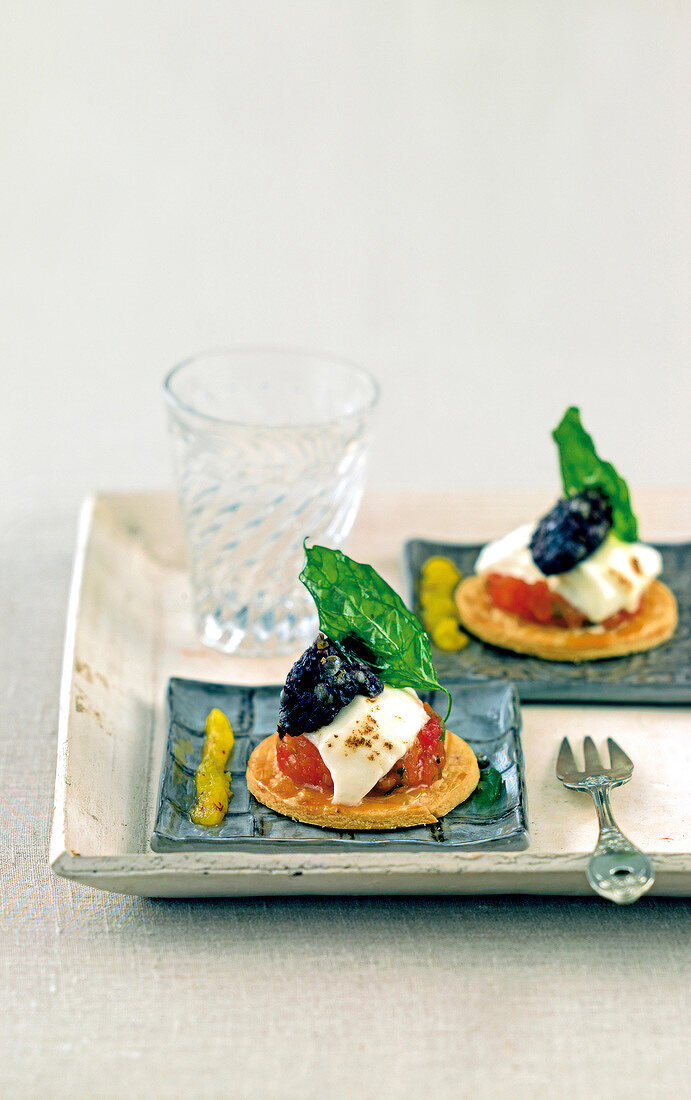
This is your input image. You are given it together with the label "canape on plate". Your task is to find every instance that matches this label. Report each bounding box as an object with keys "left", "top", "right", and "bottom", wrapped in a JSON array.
[
  {"left": 247, "top": 547, "right": 480, "bottom": 829},
  {"left": 455, "top": 408, "right": 677, "bottom": 661}
]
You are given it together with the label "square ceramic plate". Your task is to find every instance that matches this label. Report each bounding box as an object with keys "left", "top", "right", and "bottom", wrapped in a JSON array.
[
  {"left": 151, "top": 678, "right": 528, "bottom": 853},
  {"left": 404, "top": 540, "right": 691, "bottom": 704},
  {"left": 49, "top": 493, "right": 691, "bottom": 896}
]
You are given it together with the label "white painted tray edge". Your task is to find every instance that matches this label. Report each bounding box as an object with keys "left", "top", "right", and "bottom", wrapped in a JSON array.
[{"left": 50, "top": 495, "right": 94, "bottom": 872}]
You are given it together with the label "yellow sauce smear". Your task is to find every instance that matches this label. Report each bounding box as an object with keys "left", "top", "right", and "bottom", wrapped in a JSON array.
[
  {"left": 190, "top": 708, "right": 235, "bottom": 826},
  {"left": 419, "top": 555, "right": 469, "bottom": 652}
]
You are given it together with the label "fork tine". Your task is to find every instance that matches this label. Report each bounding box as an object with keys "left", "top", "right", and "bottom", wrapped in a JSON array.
[
  {"left": 583, "top": 736, "right": 603, "bottom": 773},
  {"left": 556, "top": 736, "right": 578, "bottom": 779},
  {"left": 608, "top": 738, "right": 633, "bottom": 772}
]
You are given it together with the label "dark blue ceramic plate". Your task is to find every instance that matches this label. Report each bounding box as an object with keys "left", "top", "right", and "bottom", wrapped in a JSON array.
[
  {"left": 151, "top": 678, "right": 528, "bottom": 853},
  {"left": 404, "top": 540, "right": 690, "bottom": 704}
]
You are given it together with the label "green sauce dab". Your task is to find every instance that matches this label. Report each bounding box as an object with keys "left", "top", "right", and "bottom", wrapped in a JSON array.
[{"left": 468, "top": 765, "right": 502, "bottom": 809}]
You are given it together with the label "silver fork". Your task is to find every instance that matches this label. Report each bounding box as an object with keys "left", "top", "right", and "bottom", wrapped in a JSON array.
[{"left": 556, "top": 736, "right": 655, "bottom": 904}]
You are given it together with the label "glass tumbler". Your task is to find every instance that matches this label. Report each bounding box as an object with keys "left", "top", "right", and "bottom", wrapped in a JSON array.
[{"left": 164, "top": 348, "right": 379, "bottom": 656}]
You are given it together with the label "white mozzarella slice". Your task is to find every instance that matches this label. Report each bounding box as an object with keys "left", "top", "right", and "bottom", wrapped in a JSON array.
[{"left": 304, "top": 687, "right": 428, "bottom": 806}]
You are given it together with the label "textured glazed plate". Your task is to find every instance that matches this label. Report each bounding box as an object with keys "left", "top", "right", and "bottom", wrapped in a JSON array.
[
  {"left": 404, "top": 540, "right": 691, "bottom": 704},
  {"left": 152, "top": 678, "right": 528, "bottom": 853}
]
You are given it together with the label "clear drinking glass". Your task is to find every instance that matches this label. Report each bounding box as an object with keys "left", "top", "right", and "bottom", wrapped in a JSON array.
[{"left": 164, "top": 348, "right": 379, "bottom": 656}]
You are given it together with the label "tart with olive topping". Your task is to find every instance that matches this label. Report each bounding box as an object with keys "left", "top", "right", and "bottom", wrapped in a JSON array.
[
  {"left": 455, "top": 408, "right": 677, "bottom": 661},
  {"left": 246, "top": 546, "right": 479, "bottom": 829}
]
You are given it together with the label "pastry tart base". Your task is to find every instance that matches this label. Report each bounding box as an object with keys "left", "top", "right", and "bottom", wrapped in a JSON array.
[
  {"left": 246, "top": 731, "right": 480, "bottom": 830},
  {"left": 455, "top": 576, "right": 677, "bottom": 662}
]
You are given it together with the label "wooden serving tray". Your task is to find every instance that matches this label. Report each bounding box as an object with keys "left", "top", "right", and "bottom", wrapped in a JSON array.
[{"left": 50, "top": 491, "right": 691, "bottom": 896}]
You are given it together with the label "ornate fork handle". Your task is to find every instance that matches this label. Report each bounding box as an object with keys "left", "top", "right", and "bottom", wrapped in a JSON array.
[{"left": 585, "top": 783, "right": 655, "bottom": 905}]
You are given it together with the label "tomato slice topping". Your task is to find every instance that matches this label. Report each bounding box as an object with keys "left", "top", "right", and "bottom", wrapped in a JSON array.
[
  {"left": 375, "top": 705, "right": 445, "bottom": 792},
  {"left": 276, "top": 732, "right": 333, "bottom": 792},
  {"left": 486, "top": 573, "right": 640, "bottom": 629},
  {"left": 275, "top": 702, "right": 445, "bottom": 796}
]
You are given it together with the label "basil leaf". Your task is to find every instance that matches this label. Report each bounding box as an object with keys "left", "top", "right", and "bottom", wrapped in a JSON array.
[
  {"left": 300, "top": 544, "right": 451, "bottom": 719},
  {"left": 552, "top": 407, "right": 638, "bottom": 542},
  {"left": 467, "top": 765, "right": 502, "bottom": 810}
]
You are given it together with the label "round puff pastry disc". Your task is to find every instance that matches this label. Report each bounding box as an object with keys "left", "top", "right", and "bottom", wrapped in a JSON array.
[
  {"left": 455, "top": 576, "right": 677, "bottom": 662},
  {"left": 246, "top": 730, "right": 480, "bottom": 830}
]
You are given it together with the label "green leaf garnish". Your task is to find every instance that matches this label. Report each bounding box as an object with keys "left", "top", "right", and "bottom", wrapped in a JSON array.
[
  {"left": 299, "top": 544, "right": 451, "bottom": 719},
  {"left": 468, "top": 765, "right": 502, "bottom": 810},
  {"left": 552, "top": 407, "right": 638, "bottom": 542}
]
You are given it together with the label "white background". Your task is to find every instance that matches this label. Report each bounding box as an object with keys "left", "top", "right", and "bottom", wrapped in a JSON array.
[{"left": 2, "top": 1, "right": 690, "bottom": 520}]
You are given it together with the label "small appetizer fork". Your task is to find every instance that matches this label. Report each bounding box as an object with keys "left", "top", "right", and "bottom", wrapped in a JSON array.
[{"left": 556, "top": 736, "right": 655, "bottom": 905}]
